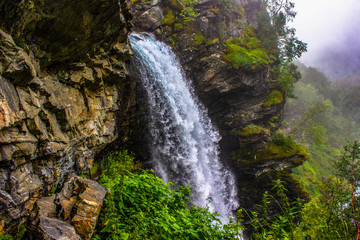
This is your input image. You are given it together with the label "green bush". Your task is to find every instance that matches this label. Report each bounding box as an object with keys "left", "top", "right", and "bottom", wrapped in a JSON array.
[
  {"left": 239, "top": 179, "right": 303, "bottom": 240},
  {"left": 93, "top": 151, "right": 243, "bottom": 239}
]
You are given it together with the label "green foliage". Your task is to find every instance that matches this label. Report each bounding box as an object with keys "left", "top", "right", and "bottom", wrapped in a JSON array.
[
  {"left": 0, "top": 236, "right": 13, "bottom": 240},
  {"left": 263, "top": 90, "right": 283, "bottom": 107},
  {"left": 48, "top": 185, "right": 57, "bottom": 196},
  {"left": 179, "top": 0, "right": 200, "bottom": 22},
  {"left": 285, "top": 64, "right": 360, "bottom": 197},
  {"left": 0, "top": 225, "right": 26, "bottom": 240},
  {"left": 94, "top": 151, "right": 243, "bottom": 239},
  {"left": 292, "top": 142, "right": 360, "bottom": 239},
  {"left": 261, "top": 0, "right": 307, "bottom": 62},
  {"left": 271, "top": 63, "right": 301, "bottom": 97},
  {"left": 223, "top": 27, "right": 275, "bottom": 71},
  {"left": 239, "top": 180, "right": 303, "bottom": 239},
  {"left": 239, "top": 144, "right": 360, "bottom": 239},
  {"left": 174, "top": 23, "right": 183, "bottom": 31}
]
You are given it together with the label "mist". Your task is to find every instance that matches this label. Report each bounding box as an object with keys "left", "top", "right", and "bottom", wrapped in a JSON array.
[{"left": 291, "top": 0, "right": 360, "bottom": 80}]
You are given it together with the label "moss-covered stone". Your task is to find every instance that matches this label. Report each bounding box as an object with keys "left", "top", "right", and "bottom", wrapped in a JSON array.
[
  {"left": 233, "top": 132, "right": 309, "bottom": 165},
  {"left": 231, "top": 125, "right": 269, "bottom": 136},
  {"left": 263, "top": 90, "right": 283, "bottom": 107},
  {"left": 193, "top": 31, "right": 207, "bottom": 46}
]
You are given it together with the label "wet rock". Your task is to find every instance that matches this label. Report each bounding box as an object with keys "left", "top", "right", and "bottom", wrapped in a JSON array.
[
  {"left": 0, "top": 0, "right": 135, "bottom": 235},
  {"left": 31, "top": 176, "right": 106, "bottom": 240},
  {"left": 133, "top": 6, "right": 164, "bottom": 31},
  {"left": 0, "top": 29, "right": 36, "bottom": 85},
  {"left": 70, "top": 177, "right": 106, "bottom": 239}
]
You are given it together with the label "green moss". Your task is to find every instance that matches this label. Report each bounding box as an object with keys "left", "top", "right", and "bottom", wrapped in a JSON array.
[
  {"left": 163, "top": 9, "right": 175, "bottom": 25},
  {"left": 90, "top": 161, "right": 100, "bottom": 176},
  {"left": 231, "top": 125, "right": 268, "bottom": 136},
  {"left": 232, "top": 131, "right": 309, "bottom": 165},
  {"left": 193, "top": 31, "right": 206, "bottom": 46},
  {"left": 222, "top": 26, "right": 275, "bottom": 70},
  {"left": 258, "top": 132, "right": 309, "bottom": 160},
  {"left": 263, "top": 90, "right": 283, "bottom": 107}
]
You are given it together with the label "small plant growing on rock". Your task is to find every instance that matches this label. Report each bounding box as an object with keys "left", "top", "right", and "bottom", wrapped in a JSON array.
[{"left": 179, "top": 0, "right": 200, "bottom": 22}]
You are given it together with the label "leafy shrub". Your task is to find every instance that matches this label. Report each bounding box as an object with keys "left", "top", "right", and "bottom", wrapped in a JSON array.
[
  {"left": 94, "top": 151, "right": 243, "bottom": 239},
  {"left": 239, "top": 179, "right": 303, "bottom": 240}
]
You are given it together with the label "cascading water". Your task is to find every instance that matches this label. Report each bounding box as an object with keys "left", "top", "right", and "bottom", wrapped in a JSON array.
[{"left": 129, "top": 32, "right": 238, "bottom": 221}]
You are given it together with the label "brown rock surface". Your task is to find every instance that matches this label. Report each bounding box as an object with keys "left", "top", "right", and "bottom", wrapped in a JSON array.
[
  {"left": 30, "top": 176, "right": 105, "bottom": 239},
  {"left": 0, "top": 0, "right": 135, "bottom": 237}
]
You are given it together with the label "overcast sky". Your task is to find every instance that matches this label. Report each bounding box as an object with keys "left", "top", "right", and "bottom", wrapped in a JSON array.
[{"left": 290, "top": 0, "right": 360, "bottom": 69}]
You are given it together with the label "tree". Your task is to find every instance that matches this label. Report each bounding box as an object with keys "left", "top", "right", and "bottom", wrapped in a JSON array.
[
  {"left": 335, "top": 141, "right": 360, "bottom": 240},
  {"left": 262, "top": 0, "right": 307, "bottom": 62}
]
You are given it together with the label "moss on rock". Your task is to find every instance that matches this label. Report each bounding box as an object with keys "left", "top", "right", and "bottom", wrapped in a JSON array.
[
  {"left": 231, "top": 125, "right": 269, "bottom": 136},
  {"left": 263, "top": 90, "right": 283, "bottom": 107}
]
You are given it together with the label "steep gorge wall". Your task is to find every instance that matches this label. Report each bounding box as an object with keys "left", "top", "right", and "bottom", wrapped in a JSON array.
[{"left": 0, "top": 0, "right": 135, "bottom": 238}]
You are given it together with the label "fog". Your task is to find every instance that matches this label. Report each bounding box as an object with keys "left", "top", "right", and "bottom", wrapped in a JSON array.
[{"left": 291, "top": 0, "right": 360, "bottom": 79}]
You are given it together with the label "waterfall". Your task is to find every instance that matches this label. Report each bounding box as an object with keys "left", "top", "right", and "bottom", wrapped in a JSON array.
[{"left": 129, "top": 32, "right": 238, "bottom": 221}]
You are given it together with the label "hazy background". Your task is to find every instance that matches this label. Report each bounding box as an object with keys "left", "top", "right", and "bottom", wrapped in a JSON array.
[{"left": 291, "top": 0, "right": 360, "bottom": 79}]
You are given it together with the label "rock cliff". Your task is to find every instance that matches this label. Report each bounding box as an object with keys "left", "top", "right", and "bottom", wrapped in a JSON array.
[{"left": 0, "top": 0, "right": 134, "bottom": 238}]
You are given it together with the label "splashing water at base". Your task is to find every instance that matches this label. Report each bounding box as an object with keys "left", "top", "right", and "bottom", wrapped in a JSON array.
[{"left": 129, "top": 32, "right": 239, "bottom": 222}]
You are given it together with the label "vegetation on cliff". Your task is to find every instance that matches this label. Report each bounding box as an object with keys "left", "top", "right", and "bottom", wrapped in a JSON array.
[{"left": 241, "top": 140, "right": 360, "bottom": 239}]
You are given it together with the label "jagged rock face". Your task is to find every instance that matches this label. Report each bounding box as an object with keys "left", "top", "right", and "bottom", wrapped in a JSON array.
[
  {"left": 131, "top": 0, "right": 308, "bottom": 218},
  {"left": 0, "top": 0, "right": 135, "bottom": 237},
  {"left": 0, "top": 0, "right": 132, "bottom": 66},
  {"left": 29, "top": 176, "right": 106, "bottom": 240}
]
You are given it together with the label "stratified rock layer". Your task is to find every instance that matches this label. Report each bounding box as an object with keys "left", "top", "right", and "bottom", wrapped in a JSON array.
[{"left": 0, "top": 0, "right": 135, "bottom": 238}]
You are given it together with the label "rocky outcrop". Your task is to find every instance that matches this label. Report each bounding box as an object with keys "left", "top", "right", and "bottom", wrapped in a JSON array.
[
  {"left": 130, "top": 0, "right": 309, "bottom": 220},
  {"left": 0, "top": 0, "right": 135, "bottom": 237},
  {"left": 29, "top": 176, "right": 106, "bottom": 240}
]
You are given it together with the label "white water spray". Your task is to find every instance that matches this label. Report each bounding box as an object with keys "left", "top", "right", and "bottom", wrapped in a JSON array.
[{"left": 129, "top": 32, "right": 238, "bottom": 221}]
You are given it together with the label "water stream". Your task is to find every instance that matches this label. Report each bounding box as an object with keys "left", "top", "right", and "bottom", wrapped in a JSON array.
[{"left": 129, "top": 32, "right": 238, "bottom": 221}]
